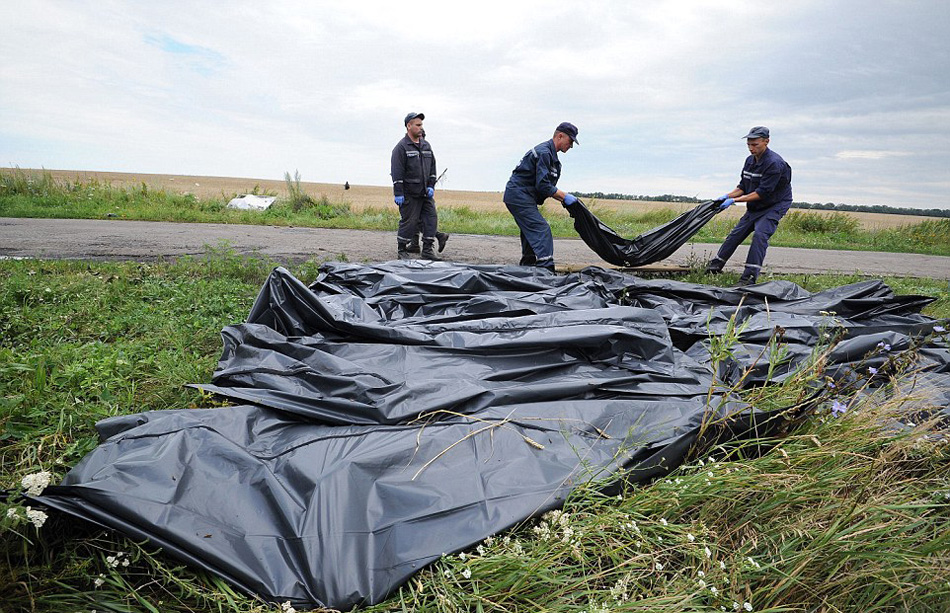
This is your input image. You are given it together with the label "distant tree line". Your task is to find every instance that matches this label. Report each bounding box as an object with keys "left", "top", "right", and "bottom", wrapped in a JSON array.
[{"left": 574, "top": 192, "right": 950, "bottom": 218}]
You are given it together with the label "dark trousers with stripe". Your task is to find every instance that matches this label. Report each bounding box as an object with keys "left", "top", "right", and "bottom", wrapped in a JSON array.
[
  {"left": 397, "top": 195, "right": 437, "bottom": 245},
  {"left": 504, "top": 199, "right": 555, "bottom": 271},
  {"left": 710, "top": 201, "right": 791, "bottom": 280}
]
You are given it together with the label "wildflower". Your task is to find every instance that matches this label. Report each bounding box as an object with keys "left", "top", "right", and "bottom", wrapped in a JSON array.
[
  {"left": 443, "top": 569, "right": 452, "bottom": 578},
  {"left": 461, "top": 568, "right": 472, "bottom": 579},
  {"left": 94, "top": 574, "right": 105, "bottom": 588},
  {"left": 744, "top": 603, "right": 753, "bottom": 611},
  {"left": 6, "top": 508, "right": 18, "bottom": 519},
  {"left": 687, "top": 533, "right": 696, "bottom": 542},
  {"left": 831, "top": 399, "right": 847, "bottom": 417},
  {"left": 720, "top": 560, "right": 727, "bottom": 570},
  {"left": 660, "top": 518, "right": 668, "bottom": 526},
  {"left": 458, "top": 552, "right": 466, "bottom": 561},
  {"left": 281, "top": 602, "right": 297, "bottom": 613},
  {"left": 21, "top": 471, "right": 52, "bottom": 496},
  {"left": 733, "top": 603, "right": 741, "bottom": 611},
  {"left": 710, "top": 586, "right": 718, "bottom": 595},
  {"left": 934, "top": 325, "right": 945, "bottom": 333},
  {"left": 655, "top": 562, "right": 664, "bottom": 571},
  {"left": 698, "top": 579, "right": 706, "bottom": 588},
  {"left": 24, "top": 507, "right": 47, "bottom": 528},
  {"left": 877, "top": 341, "right": 891, "bottom": 351},
  {"left": 868, "top": 366, "right": 878, "bottom": 375},
  {"left": 705, "top": 546, "right": 712, "bottom": 558},
  {"left": 826, "top": 379, "right": 836, "bottom": 389},
  {"left": 697, "top": 570, "right": 705, "bottom": 578}
]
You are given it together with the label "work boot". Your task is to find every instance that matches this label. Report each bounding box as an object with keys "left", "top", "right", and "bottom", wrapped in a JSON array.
[
  {"left": 705, "top": 258, "right": 724, "bottom": 275},
  {"left": 436, "top": 232, "right": 449, "bottom": 253},
  {"left": 406, "top": 235, "right": 421, "bottom": 253},
  {"left": 737, "top": 274, "right": 757, "bottom": 286},
  {"left": 420, "top": 240, "right": 442, "bottom": 261},
  {"left": 397, "top": 239, "right": 413, "bottom": 260}
]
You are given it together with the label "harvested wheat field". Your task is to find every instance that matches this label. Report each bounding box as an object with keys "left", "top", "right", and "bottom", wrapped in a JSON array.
[{"left": 21, "top": 168, "right": 939, "bottom": 229}]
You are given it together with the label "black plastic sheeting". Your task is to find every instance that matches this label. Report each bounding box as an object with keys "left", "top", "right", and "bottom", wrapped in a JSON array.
[
  {"left": 31, "top": 262, "right": 950, "bottom": 610},
  {"left": 568, "top": 199, "right": 721, "bottom": 267}
]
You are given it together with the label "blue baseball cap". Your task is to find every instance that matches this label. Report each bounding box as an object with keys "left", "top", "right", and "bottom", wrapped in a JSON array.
[
  {"left": 404, "top": 112, "right": 425, "bottom": 125},
  {"left": 556, "top": 122, "right": 579, "bottom": 144},
  {"left": 742, "top": 126, "right": 770, "bottom": 139}
]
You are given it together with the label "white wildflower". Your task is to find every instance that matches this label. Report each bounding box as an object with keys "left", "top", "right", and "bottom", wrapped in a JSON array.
[
  {"left": 459, "top": 552, "right": 467, "bottom": 561},
  {"left": 720, "top": 560, "right": 727, "bottom": 570},
  {"left": 94, "top": 575, "right": 105, "bottom": 588},
  {"left": 280, "top": 602, "right": 297, "bottom": 613},
  {"left": 6, "top": 508, "right": 18, "bottom": 519},
  {"left": 660, "top": 518, "right": 668, "bottom": 526},
  {"left": 744, "top": 603, "right": 753, "bottom": 611},
  {"left": 25, "top": 506, "right": 47, "bottom": 528},
  {"left": 687, "top": 533, "right": 696, "bottom": 542},
  {"left": 655, "top": 562, "right": 664, "bottom": 571},
  {"left": 461, "top": 568, "right": 472, "bottom": 579},
  {"left": 710, "top": 586, "right": 718, "bottom": 595},
  {"left": 698, "top": 459, "right": 705, "bottom": 466},
  {"left": 698, "top": 579, "right": 706, "bottom": 588},
  {"left": 21, "top": 471, "right": 52, "bottom": 496},
  {"left": 443, "top": 569, "right": 452, "bottom": 578},
  {"left": 476, "top": 545, "right": 486, "bottom": 556},
  {"left": 705, "top": 546, "right": 712, "bottom": 558},
  {"left": 697, "top": 570, "right": 705, "bottom": 578},
  {"left": 733, "top": 602, "right": 741, "bottom": 610}
]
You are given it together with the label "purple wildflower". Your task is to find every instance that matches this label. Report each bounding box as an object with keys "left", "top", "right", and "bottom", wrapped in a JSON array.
[
  {"left": 868, "top": 366, "right": 878, "bottom": 375},
  {"left": 935, "top": 325, "right": 946, "bottom": 333},
  {"left": 876, "top": 341, "right": 891, "bottom": 352},
  {"left": 831, "top": 399, "right": 848, "bottom": 417}
]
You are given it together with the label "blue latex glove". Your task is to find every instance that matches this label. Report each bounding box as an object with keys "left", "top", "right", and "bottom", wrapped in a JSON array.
[
  {"left": 718, "top": 197, "right": 735, "bottom": 211},
  {"left": 563, "top": 193, "right": 578, "bottom": 207},
  {"left": 426, "top": 187, "right": 435, "bottom": 198},
  {"left": 394, "top": 196, "right": 405, "bottom": 206},
  {"left": 718, "top": 194, "right": 732, "bottom": 201}
]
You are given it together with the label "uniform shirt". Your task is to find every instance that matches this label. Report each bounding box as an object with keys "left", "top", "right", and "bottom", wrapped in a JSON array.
[
  {"left": 391, "top": 135, "right": 437, "bottom": 198},
  {"left": 737, "top": 148, "right": 792, "bottom": 211},
  {"left": 504, "top": 139, "right": 561, "bottom": 206}
]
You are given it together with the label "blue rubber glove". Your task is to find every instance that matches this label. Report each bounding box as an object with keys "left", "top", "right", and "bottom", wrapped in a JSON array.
[
  {"left": 563, "top": 193, "right": 578, "bottom": 207},
  {"left": 718, "top": 197, "right": 735, "bottom": 211},
  {"left": 718, "top": 194, "right": 732, "bottom": 201},
  {"left": 394, "top": 196, "right": 404, "bottom": 206},
  {"left": 426, "top": 187, "right": 435, "bottom": 198}
]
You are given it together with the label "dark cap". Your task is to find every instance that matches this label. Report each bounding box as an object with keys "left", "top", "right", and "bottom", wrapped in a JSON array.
[
  {"left": 556, "top": 121, "right": 580, "bottom": 145},
  {"left": 404, "top": 112, "right": 425, "bottom": 126},
  {"left": 742, "top": 126, "right": 770, "bottom": 140}
]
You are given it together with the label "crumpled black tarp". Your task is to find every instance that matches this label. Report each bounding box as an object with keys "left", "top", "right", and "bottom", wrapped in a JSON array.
[
  {"left": 31, "top": 262, "right": 950, "bottom": 610},
  {"left": 568, "top": 199, "right": 721, "bottom": 267}
]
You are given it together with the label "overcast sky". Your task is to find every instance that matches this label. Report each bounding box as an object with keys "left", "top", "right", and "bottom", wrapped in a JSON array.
[{"left": 3, "top": 1, "right": 949, "bottom": 209}]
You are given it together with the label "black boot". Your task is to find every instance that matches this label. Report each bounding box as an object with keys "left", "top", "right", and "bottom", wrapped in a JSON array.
[
  {"left": 406, "top": 234, "right": 421, "bottom": 253},
  {"left": 420, "top": 240, "right": 442, "bottom": 261},
  {"left": 436, "top": 232, "right": 449, "bottom": 253},
  {"left": 397, "top": 238, "right": 413, "bottom": 260}
]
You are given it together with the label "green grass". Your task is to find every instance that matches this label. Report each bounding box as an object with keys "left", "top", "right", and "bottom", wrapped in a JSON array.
[
  {"left": 1, "top": 251, "right": 949, "bottom": 611},
  {"left": 3, "top": 168, "right": 950, "bottom": 257}
]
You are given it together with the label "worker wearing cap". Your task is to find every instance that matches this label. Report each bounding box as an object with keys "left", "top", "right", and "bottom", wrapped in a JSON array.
[
  {"left": 503, "top": 122, "right": 580, "bottom": 272},
  {"left": 705, "top": 126, "right": 793, "bottom": 285},
  {"left": 391, "top": 112, "right": 443, "bottom": 260}
]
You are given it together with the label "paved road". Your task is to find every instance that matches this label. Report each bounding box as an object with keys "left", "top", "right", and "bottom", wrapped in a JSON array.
[{"left": 2, "top": 217, "right": 949, "bottom": 279}]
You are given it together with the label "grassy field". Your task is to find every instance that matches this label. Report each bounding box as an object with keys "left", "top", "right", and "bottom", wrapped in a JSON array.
[
  {"left": 1, "top": 251, "right": 949, "bottom": 612},
  {"left": 3, "top": 168, "right": 950, "bottom": 257}
]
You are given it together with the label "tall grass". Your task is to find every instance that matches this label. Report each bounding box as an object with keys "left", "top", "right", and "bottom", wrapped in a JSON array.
[
  {"left": 1, "top": 252, "right": 949, "bottom": 611},
  {"left": 3, "top": 168, "right": 950, "bottom": 256}
]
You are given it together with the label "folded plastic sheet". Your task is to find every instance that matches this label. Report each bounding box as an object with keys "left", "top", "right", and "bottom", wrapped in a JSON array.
[
  {"left": 32, "top": 262, "right": 950, "bottom": 610},
  {"left": 568, "top": 199, "right": 721, "bottom": 267}
]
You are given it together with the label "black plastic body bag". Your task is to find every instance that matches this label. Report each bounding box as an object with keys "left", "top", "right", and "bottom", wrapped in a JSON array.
[
  {"left": 567, "top": 198, "right": 721, "bottom": 267},
  {"left": 28, "top": 262, "right": 949, "bottom": 610}
]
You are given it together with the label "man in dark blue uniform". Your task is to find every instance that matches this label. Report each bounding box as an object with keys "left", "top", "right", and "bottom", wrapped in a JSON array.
[
  {"left": 391, "top": 112, "right": 445, "bottom": 260},
  {"left": 503, "top": 122, "right": 580, "bottom": 272},
  {"left": 706, "top": 126, "right": 793, "bottom": 285}
]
